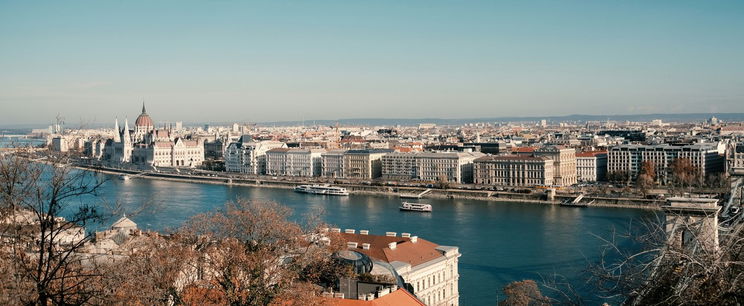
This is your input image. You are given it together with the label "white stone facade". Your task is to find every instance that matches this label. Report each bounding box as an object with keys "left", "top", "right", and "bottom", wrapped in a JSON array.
[
  {"left": 381, "top": 152, "right": 485, "bottom": 183},
  {"left": 342, "top": 149, "right": 393, "bottom": 179},
  {"left": 99, "top": 106, "right": 204, "bottom": 168},
  {"left": 576, "top": 151, "right": 607, "bottom": 182},
  {"left": 608, "top": 144, "right": 724, "bottom": 184},
  {"left": 534, "top": 146, "right": 577, "bottom": 186},
  {"left": 224, "top": 137, "right": 287, "bottom": 174},
  {"left": 473, "top": 155, "right": 554, "bottom": 186},
  {"left": 265, "top": 148, "right": 325, "bottom": 177},
  {"left": 321, "top": 150, "right": 346, "bottom": 178}
]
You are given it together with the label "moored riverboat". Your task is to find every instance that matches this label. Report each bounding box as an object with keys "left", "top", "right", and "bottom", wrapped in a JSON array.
[{"left": 294, "top": 184, "right": 349, "bottom": 196}]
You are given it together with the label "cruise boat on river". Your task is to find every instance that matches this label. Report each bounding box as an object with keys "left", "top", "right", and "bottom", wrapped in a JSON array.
[
  {"left": 400, "top": 202, "right": 433, "bottom": 212},
  {"left": 294, "top": 184, "right": 349, "bottom": 196}
]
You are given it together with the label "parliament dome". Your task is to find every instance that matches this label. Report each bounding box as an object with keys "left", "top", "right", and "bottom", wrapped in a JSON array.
[{"left": 135, "top": 103, "right": 154, "bottom": 127}]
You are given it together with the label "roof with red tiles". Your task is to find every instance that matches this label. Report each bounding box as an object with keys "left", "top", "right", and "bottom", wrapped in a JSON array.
[
  {"left": 338, "top": 233, "right": 442, "bottom": 267},
  {"left": 328, "top": 289, "right": 425, "bottom": 306},
  {"left": 510, "top": 147, "right": 536, "bottom": 153},
  {"left": 575, "top": 151, "right": 607, "bottom": 157}
]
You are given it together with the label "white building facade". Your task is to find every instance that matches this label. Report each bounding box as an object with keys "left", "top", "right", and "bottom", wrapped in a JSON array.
[
  {"left": 265, "top": 148, "right": 325, "bottom": 177},
  {"left": 224, "top": 137, "right": 287, "bottom": 174},
  {"left": 381, "top": 152, "right": 485, "bottom": 183},
  {"left": 576, "top": 151, "right": 608, "bottom": 182},
  {"left": 321, "top": 150, "right": 346, "bottom": 178},
  {"left": 608, "top": 143, "right": 725, "bottom": 184},
  {"left": 99, "top": 105, "right": 204, "bottom": 168},
  {"left": 473, "top": 155, "right": 554, "bottom": 186}
]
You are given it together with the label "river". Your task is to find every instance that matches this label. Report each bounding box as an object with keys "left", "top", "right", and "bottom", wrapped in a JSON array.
[{"left": 81, "top": 173, "right": 653, "bottom": 304}]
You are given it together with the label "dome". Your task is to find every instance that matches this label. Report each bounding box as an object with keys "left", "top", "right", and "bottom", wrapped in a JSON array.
[{"left": 135, "top": 103, "right": 154, "bottom": 127}]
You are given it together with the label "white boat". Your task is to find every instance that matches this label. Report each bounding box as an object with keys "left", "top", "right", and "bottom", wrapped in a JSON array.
[
  {"left": 119, "top": 175, "right": 130, "bottom": 181},
  {"left": 400, "top": 202, "right": 432, "bottom": 212},
  {"left": 294, "top": 184, "right": 349, "bottom": 196}
]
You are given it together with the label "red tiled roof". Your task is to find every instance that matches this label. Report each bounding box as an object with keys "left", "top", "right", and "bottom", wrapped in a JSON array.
[
  {"left": 475, "top": 155, "right": 547, "bottom": 162},
  {"left": 576, "top": 151, "right": 607, "bottom": 157},
  {"left": 338, "top": 233, "right": 442, "bottom": 267},
  {"left": 394, "top": 147, "right": 414, "bottom": 153},
  {"left": 328, "top": 289, "right": 425, "bottom": 306},
  {"left": 511, "top": 147, "right": 536, "bottom": 153}
]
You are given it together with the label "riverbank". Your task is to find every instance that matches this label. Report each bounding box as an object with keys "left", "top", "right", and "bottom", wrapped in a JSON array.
[{"left": 73, "top": 163, "right": 662, "bottom": 210}]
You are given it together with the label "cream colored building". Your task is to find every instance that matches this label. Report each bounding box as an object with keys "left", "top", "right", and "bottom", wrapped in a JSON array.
[
  {"left": 265, "top": 148, "right": 325, "bottom": 177},
  {"left": 321, "top": 150, "right": 346, "bottom": 178},
  {"left": 342, "top": 149, "right": 393, "bottom": 179},
  {"left": 534, "top": 146, "right": 577, "bottom": 186},
  {"left": 473, "top": 155, "right": 554, "bottom": 186},
  {"left": 576, "top": 151, "right": 607, "bottom": 182},
  {"left": 224, "top": 136, "right": 287, "bottom": 174},
  {"left": 381, "top": 152, "right": 485, "bottom": 183}
]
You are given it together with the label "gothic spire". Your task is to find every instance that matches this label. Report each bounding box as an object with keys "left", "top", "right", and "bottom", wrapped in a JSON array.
[
  {"left": 123, "top": 118, "right": 131, "bottom": 144},
  {"left": 141, "top": 100, "right": 147, "bottom": 114},
  {"left": 113, "top": 118, "right": 121, "bottom": 142}
]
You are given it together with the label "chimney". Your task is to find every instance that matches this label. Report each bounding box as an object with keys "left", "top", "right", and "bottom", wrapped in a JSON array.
[
  {"left": 401, "top": 233, "right": 411, "bottom": 238},
  {"left": 359, "top": 230, "right": 369, "bottom": 235},
  {"left": 388, "top": 242, "right": 397, "bottom": 250},
  {"left": 385, "top": 232, "right": 397, "bottom": 237},
  {"left": 362, "top": 243, "right": 371, "bottom": 250},
  {"left": 320, "top": 227, "right": 329, "bottom": 233},
  {"left": 410, "top": 236, "right": 418, "bottom": 243},
  {"left": 331, "top": 228, "right": 341, "bottom": 233},
  {"left": 347, "top": 242, "right": 358, "bottom": 249},
  {"left": 344, "top": 229, "right": 356, "bottom": 234}
]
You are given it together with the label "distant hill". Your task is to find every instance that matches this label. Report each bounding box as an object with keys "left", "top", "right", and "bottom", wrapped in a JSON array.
[
  {"left": 245, "top": 113, "right": 744, "bottom": 127},
  {"left": 4, "top": 112, "right": 744, "bottom": 129}
]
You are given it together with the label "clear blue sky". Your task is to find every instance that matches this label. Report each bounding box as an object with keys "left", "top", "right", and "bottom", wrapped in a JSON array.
[{"left": 1, "top": 0, "right": 743, "bottom": 126}]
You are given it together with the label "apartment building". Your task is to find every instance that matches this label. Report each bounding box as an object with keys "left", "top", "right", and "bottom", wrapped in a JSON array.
[
  {"left": 473, "top": 155, "right": 554, "bottom": 186},
  {"left": 265, "top": 148, "right": 325, "bottom": 177},
  {"left": 339, "top": 230, "right": 460, "bottom": 306},
  {"left": 608, "top": 143, "right": 724, "bottom": 184},
  {"left": 224, "top": 136, "right": 287, "bottom": 174},
  {"left": 342, "top": 149, "right": 394, "bottom": 179},
  {"left": 534, "top": 146, "right": 577, "bottom": 186},
  {"left": 381, "top": 152, "right": 485, "bottom": 183},
  {"left": 576, "top": 151, "right": 608, "bottom": 182},
  {"left": 321, "top": 150, "right": 347, "bottom": 178}
]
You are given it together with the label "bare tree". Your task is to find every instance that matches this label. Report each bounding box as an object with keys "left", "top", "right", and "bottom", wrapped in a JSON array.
[
  {"left": 637, "top": 161, "right": 656, "bottom": 197},
  {"left": 669, "top": 158, "right": 701, "bottom": 189},
  {"left": 588, "top": 212, "right": 744, "bottom": 305},
  {"left": 0, "top": 153, "right": 108, "bottom": 305},
  {"left": 172, "top": 199, "right": 344, "bottom": 305}
]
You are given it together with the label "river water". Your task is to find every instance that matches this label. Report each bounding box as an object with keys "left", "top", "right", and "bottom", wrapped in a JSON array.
[{"left": 82, "top": 174, "right": 653, "bottom": 305}]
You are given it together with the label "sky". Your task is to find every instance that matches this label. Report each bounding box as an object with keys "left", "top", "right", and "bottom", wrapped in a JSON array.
[{"left": 1, "top": 0, "right": 744, "bottom": 126}]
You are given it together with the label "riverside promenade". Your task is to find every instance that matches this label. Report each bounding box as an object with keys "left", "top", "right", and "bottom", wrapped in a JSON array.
[{"left": 73, "top": 162, "right": 663, "bottom": 210}]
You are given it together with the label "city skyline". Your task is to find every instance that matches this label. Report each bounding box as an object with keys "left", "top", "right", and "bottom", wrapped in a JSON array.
[{"left": 2, "top": 1, "right": 744, "bottom": 125}]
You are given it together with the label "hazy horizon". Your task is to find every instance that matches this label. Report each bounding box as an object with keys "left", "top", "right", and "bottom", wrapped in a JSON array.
[{"left": 2, "top": 1, "right": 744, "bottom": 125}]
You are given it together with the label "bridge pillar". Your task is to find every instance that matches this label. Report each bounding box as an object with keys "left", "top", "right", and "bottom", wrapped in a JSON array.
[{"left": 663, "top": 197, "right": 720, "bottom": 255}]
